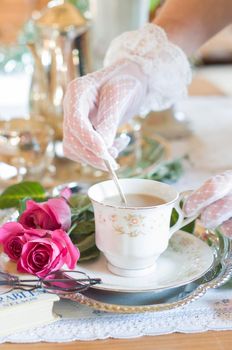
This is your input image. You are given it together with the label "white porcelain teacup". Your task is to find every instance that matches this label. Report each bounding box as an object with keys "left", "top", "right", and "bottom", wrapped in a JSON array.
[{"left": 88, "top": 179, "right": 196, "bottom": 277}]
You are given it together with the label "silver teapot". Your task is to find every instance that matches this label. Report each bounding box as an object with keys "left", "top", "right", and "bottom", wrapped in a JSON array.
[{"left": 28, "top": 0, "right": 90, "bottom": 140}]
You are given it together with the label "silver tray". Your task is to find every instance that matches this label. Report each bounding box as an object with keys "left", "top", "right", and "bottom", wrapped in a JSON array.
[{"left": 61, "top": 227, "right": 232, "bottom": 313}]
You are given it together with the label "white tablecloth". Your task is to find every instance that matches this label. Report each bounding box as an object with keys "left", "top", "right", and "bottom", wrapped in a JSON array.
[
  {"left": 173, "top": 96, "right": 232, "bottom": 190},
  {"left": 0, "top": 96, "right": 232, "bottom": 343}
]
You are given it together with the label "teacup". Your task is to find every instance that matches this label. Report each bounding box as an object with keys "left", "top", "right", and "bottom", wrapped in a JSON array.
[{"left": 88, "top": 179, "right": 196, "bottom": 277}]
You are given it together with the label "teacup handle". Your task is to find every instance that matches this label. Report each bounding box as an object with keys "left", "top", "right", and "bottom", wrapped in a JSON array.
[{"left": 169, "top": 190, "right": 199, "bottom": 237}]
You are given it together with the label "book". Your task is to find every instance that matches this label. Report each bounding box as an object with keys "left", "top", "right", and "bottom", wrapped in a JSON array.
[{"left": 0, "top": 289, "right": 60, "bottom": 337}]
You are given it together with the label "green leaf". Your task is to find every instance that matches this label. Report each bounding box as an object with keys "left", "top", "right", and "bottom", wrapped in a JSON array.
[
  {"left": 170, "top": 208, "right": 195, "bottom": 234},
  {"left": 0, "top": 181, "right": 47, "bottom": 209},
  {"left": 70, "top": 221, "right": 95, "bottom": 236},
  {"left": 76, "top": 233, "right": 96, "bottom": 252},
  {"left": 69, "top": 193, "right": 98, "bottom": 261},
  {"left": 78, "top": 246, "right": 100, "bottom": 262},
  {"left": 69, "top": 194, "right": 91, "bottom": 210},
  {"left": 150, "top": 0, "right": 161, "bottom": 12},
  {"left": 146, "top": 158, "right": 184, "bottom": 183},
  {"left": 182, "top": 220, "right": 195, "bottom": 234},
  {"left": 18, "top": 197, "right": 30, "bottom": 215},
  {"left": 170, "top": 208, "right": 179, "bottom": 226}
]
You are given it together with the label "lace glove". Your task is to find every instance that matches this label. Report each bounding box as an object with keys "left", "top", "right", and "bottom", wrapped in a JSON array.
[
  {"left": 63, "top": 23, "right": 191, "bottom": 170},
  {"left": 63, "top": 60, "right": 146, "bottom": 170},
  {"left": 184, "top": 171, "right": 232, "bottom": 238}
]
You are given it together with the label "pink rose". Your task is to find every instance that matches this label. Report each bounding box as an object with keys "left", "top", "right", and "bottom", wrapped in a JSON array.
[
  {"left": 60, "top": 187, "right": 72, "bottom": 201},
  {"left": 0, "top": 222, "right": 27, "bottom": 261},
  {"left": 19, "top": 198, "right": 71, "bottom": 231},
  {"left": 17, "top": 229, "right": 80, "bottom": 277}
]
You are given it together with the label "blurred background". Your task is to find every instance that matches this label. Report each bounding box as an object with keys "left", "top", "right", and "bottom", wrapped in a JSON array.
[
  {"left": 1, "top": 0, "right": 232, "bottom": 114},
  {"left": 0, "top": 1, "right": 232, "bottom": 84},
  {"left": 0, "top": 0, "right": 231, "bottom": 186},
  {"left": 0, "top": 0, "right": 231, "bottom": 122}
]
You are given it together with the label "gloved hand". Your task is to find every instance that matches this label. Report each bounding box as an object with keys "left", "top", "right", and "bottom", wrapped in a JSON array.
[
  {"left": 63, "top": 59, "right": 147, "bottom": 170},
  {"left": 184, "top": 171, "right": 232, "bottom": 238},
  {"left": 63, "top": 24, "right": 191, "bottom": 170}
]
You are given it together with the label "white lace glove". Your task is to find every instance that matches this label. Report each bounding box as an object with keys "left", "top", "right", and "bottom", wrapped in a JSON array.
[
  {"left": 63, "top": 23, "right": 191, "bottom": 170},
  {"left": 63, "top": 60, "right": 146, "bottom": 170},
  {"left": 184, "top": 171, "right": 232, "bottom": 238}
]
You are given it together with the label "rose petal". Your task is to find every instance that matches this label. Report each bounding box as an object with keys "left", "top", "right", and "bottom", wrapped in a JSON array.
[
  {"left": 4, "top": 236, "right": 26, "bottom": 261},
  {"left": 45, "top": 198, "right": 71, "bottom": 231},
  {"left": 0, "top": 222, "right": 25, "bottom": 242},
  {"left": 24, "top": 228, "right": 49, "bottom": 239},
  {"left": 51, "top": 230, "right": 80, "bottom": 268},
  {"left": 19, "top": 200, "right": 57, "bottom": 230},
  {"left": 60, "top": 187, "right": 72, "bottom": 201},
  {"left": 17, "top": 236, "right": 69, "bottom": 277}
]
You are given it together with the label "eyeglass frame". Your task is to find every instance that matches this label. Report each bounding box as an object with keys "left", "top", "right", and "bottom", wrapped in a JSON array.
[{"left": 0, "top": 270, "right": 101, "bottom": 295}]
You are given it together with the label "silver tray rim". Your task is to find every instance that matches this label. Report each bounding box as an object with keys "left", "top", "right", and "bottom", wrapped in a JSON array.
[{"left": 60, "top": 228, "right": 232, "bottom": 313}]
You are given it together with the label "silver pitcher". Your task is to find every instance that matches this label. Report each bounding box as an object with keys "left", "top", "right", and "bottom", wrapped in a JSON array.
[{"left": 28, "top": 0, "right": 90, "bottom": 140}]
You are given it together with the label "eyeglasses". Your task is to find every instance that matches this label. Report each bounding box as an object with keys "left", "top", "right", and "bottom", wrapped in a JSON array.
[{"left": 0, "top": 270, "right": 101, "bottom": 295}]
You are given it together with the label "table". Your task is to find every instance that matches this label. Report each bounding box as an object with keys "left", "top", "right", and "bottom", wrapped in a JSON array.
[
  {"left": 1, "top": 72, "right": 232, "bottom": 348},
  {"left": 0, "top": 331, "right": 232, "bottom": 349}
]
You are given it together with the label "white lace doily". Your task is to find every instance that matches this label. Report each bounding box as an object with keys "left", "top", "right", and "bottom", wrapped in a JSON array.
[{"left": 1, "top": 284, "right": 232, "bottom": 343}]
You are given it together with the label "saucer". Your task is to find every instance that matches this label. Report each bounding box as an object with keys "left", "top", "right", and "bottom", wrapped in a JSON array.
[
  {"left": 75, "top": 231, "right": 214, "bottom": 293},
  {"left": 63, "top": 245, "right": 232, "bottom": 313},
  {"left": 63, "top": 230, "right": 232, "bottom": 313}
]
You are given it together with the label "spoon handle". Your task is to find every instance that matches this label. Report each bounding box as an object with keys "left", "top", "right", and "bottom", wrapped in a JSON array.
[{"left": 104, "top": 160, "right": 127, "bottom": 206}]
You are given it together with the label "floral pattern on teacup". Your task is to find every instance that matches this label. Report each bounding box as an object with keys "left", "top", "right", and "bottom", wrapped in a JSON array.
[
  {"left": 123, "top": 214, "right": 145, "bottom": 226},
  {"left": 113, "top": 224, "right": 146, "bottom": 237},
  {"left": 110, "top": 213, "right": 148, "bottom": 237},
  {"left": 96, "top": 210, "right": 165, "bottom": 237},
  {"left": 110, "top": 214, "right": 117, "bottom": 222}
]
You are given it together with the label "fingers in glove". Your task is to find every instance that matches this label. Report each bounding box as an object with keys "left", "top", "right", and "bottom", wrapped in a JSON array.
[
  {"left": 63, "top": 77, "right": 108, "bottom": 159},
  {"left": 200, "top": 193, "right": 232, "bottom": 229},
  {"left": 63, "top": 61, "right": 134, "bottom": 168},
  {"left": 220, "top": 219, "right": 232, "bottom": 238},
  {"left": 63, "top": 130, "right": 118, "bottom": 171},
  {"left": 184, "top": 171, "right": 232, "bottom": 216},
  {"left": 108, "top": 134, "right": 131, "bottom": 158},
  {"left": 91, "top": 75, "right": 141, "bottom": 148}
]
